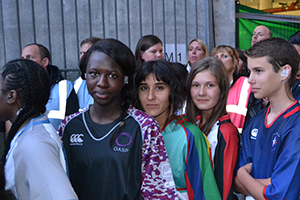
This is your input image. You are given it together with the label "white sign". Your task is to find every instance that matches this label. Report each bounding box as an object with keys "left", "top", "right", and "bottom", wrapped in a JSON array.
[{"left": 165, "top": 44, "right": 186, "bottom": 65}]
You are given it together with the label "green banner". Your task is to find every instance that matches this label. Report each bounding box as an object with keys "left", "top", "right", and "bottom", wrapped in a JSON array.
[{"left": 237, "top": 4, "right": 300, "bottom": 50}]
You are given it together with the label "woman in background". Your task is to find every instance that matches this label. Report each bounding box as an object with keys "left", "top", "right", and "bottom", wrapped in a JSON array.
[
  {"left": 212, "top": 45, "right": 252, "bottom": 133},
  {"left": 135, "top": 34, "right": 164, "bottom": 68},
  {"left": 186, "top": 39, "right": 209, "bottom": 72}
]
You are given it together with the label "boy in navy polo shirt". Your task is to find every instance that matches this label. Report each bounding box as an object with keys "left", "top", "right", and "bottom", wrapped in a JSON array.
[{"left": 234, "top": 38, "right": 300, "bottom": 199}]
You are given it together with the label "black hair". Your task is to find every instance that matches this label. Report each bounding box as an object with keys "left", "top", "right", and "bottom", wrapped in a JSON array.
[
  {"left": 80, "top": 39, "right": 136, "bottom": 148},
  {"left": 169, "top": 62, "right": 188, "bottom": 94},
  {"left": 0, "top": 164, "right": 15, "bottom": 199},
  {"left": 0, "top": 59, "right": 51, "bottom": 164},
  {"left": 288, "top": 30, "right": 300, "bottom": 45},
  {"left": 235, "top": 49, "right": 249, "bottom": 79},
  {"left": 133, "top": 60, "right": 186, "bottom": 127},
  {"left": 237, "top": 49, "right": 247, "bottom": 66},
  {"left": 80, "top": 39, "right": 135, "bottom": 79}
]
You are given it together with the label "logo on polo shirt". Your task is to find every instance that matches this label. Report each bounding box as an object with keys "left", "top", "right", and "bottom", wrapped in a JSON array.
[
  {"left": 70, "top": 134, "right": 84, "bottom": 146},
  {"left": 113, "top": 132, "right": 132, "bottom": 153},
  {"left": 251, "top": 128, "right": 258, "bottom": 140},
  {"left": 271, "top": 132, "right": 280, "bottom": 151},
  {"left": 161, "top": 163, "right": 172, "bottom": 177}
]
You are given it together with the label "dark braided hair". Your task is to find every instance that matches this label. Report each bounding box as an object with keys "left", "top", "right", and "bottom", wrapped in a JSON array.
[
  {"left": 0, "top": 164, "right": 15, "bottom": 199},
  {"left": 79, "top": 39, "right": 136, "bottom": 148},
  {"left": 0, "top": 59, "right": 50, "bottom": 164}
]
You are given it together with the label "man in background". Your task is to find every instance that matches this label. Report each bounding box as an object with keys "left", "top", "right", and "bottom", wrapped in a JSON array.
[
  {"left": 21, "top": 43, "right": 78, "bottom": 130},
  {"left": 251, "top": 25, "right": 272, "bottom": 46}
]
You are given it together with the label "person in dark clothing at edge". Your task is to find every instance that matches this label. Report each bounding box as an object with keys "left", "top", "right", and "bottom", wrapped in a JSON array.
[{"left": 288, "top": 30, "right": 300, "bottom": 101}]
